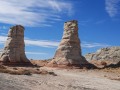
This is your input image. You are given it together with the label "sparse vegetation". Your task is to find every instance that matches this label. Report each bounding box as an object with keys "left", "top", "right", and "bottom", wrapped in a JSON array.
[
  {"left": 0, "top": 68, "right": 22, "bottom": 75},
  {"left": 48, "top": 72, "right": 57, "bottom": 76},
  {"left": 0, "top": 64, "right": 57, "bottom": 76},
  {"left": 101, "top": 61, "right": 107, "bottom": 66},
  {"left": 13, "top": 67, "right": 18, "bottom": 70},
  {"left": 22, "top": 70, "right": 32, "bottom": 75}
]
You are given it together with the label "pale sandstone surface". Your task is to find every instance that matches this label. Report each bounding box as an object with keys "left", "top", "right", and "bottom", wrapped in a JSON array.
[
  {"left": 85, "top": 47, "right": 120, "bottom": 63},
  {"left": 0, "top": 67, "right": 120, "bottom": 90}
]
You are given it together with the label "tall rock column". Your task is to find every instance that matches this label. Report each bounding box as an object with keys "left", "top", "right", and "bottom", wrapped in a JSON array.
[
  {"left": 0, "top": 25, "right": 30, "bottom": 64},
  {"left": 49, "top": 20, "right": 88, "bottom": 66}
]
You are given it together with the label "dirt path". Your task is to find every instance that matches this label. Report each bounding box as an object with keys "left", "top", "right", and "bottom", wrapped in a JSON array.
[{"left": 0, "top": 67, "right": 120, "bottom": 90}]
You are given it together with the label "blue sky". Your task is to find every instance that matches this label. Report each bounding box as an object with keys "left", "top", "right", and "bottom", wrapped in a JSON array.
[{"left": 0, "top": 0, "right": 120, "bottom": 60}]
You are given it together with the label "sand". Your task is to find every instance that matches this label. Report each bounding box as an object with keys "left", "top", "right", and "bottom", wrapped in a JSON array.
[{"left": 0, "top": 67, "right": 120, "bottom": 90}]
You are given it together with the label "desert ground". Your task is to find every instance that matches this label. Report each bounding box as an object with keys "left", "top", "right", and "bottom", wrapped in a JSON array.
[{"left": 0, "top": 63, "right": 120, "bottom": 90}]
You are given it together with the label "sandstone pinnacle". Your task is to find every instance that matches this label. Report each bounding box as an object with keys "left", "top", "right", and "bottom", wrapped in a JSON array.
[
  {"left": 0, "top": 25, "right": 30, "bottom": 65},
  {"left": 48, "top": 20, "right": 88, "bottom": 66}
]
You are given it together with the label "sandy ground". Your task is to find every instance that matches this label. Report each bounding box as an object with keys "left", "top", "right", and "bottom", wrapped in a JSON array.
[{"left": 0, "top": 67, "right": 120, "bottom": 90}]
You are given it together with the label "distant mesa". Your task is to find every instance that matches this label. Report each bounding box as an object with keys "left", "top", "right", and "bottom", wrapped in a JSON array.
[
  {"left": 85, "top": 47, "right": 120, "bottom": 63},
  {"left": 0, "top": 25, "right": 31, "bottom": 65},
  {"left": 47, "top": 20, "right": 92, "bottom": 68}
]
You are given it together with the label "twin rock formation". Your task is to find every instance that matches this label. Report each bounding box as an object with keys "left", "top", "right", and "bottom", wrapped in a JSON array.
[
  {"left": 0, "top": 20, "right": 119, "bottom": 67},
  {"left": 0, "top": 25, "right": 30, "bottom": 64},
  {"left": 0, "top": 20, "right": 88, "bottom": 66}
]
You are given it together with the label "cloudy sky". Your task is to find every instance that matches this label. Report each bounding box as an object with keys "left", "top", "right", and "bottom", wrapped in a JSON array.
[{"left": 0, "top": 0, "right": 120, "bottom": 59}]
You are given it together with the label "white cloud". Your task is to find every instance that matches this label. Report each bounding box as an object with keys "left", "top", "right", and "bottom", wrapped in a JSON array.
[
  {"left": 105, "top": 0, "right": 120, "bottom": 17},
  {"left": 0, "top": 35, "right": 111, "bottom": 49},
  {"left": 25, "top": 52, "right": 47, "bottom": 55},
  {"left": 0, "top": 35, "right": 59, "bottom": 48},
  {"left": 0, "top": 49, "right": 3, "bottom": 51},
  {"left": 81, "top": 41, "right": 110, "bottom": 48},
  {"left": 0, "top": 36, "right": 7, "bottom": 44},
  {"left": 95, "top": 20, "right": 106, "bottom": 24},
  {"left": 79, "top": 20, "right": 90, "bottom": 26},
  {"left": 0, "top": 0, "right": 73, "bottom": 27},
  {"left": 25, "top": 39, "right": 59, "bottom": 48},
  {"left": 0, "top": 25, "right": 8, "bottom": 30}
]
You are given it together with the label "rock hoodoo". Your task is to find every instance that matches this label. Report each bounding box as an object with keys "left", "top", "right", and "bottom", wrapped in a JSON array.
[
  {"left": 48, "top": 20, "right": 88, "bottom": 66},
  {"left": 85, "top": 47, "right": 120, "bottom": 63},
  {"left": 0, "top": 25, "right": 30, "bottom": 64}
]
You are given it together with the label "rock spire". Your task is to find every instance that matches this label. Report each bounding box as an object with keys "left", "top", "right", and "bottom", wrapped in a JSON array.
[
  {"left": 48, "top": 20, "right": 88, "bottom": 66},
  {"left": 0, "top": 25, "right": 30, "bottom": 64}
]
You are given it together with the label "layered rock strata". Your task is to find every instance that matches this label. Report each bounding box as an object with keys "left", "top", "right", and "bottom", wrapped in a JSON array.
[
  {"left": 0, "top": 25, "right": 30, "bottom": 65},
  {"left": 48, "top": 20, "right": 88, "bottom": 66},
  {"left": 85, "top": 47, "right": 120, "bottom": 63},
  {"left": 0, "top": 49, "right": 2, "bottom": 56}
]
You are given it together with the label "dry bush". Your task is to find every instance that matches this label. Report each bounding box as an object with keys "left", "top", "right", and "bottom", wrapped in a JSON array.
[
  {"left": 0, "top": 68, "right": 21, "bottom": 75},
  {"left": 0, "top": 65, "right": 6, "bottom": 69},
  {"left": 89, "top": 60, "right": 112, "bottom": 68},
  {"left": 13, "top": 67, "right": 18, "bottom": 70},
  {"left": 8, "top": 71, "right": 23, "bottom": 75},
  {"left": 0, "top": 65, "right": 57, "bottom": 76},
  {"left": 111, "top": 78, "right": 120, "bottom": 81},
  {"left": 0, "top": 69, "right": 10, "bottom": 73},
  {"left": 48, "top": 72, "right": 57, "bottom": 76},
  {"left": 0, "top": 65, "right": 31, "bottom": 75},
  {"left": 22, "top": 70, "right": 32, "bottom": 75},
  {"left": 101, "top": 61, "right": 107, "bottom": 66},
  {"left": 0, "top": 64, "right": 57, "bottom": 76},
  {"left": 36, "top": 68, "right": 39, "bottom": 71}
]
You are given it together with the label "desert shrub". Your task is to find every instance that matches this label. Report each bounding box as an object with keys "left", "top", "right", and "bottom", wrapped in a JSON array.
[
  {"left": 9, "top": 71, "right": 22, "bottom": 75},
  {"left": 40, "top": 70, "right": 48, "bottom": 75},
  {"left": 0, "top": 67, "right": 32, "bottom": 75},
  {"left": 101, "top": 61, "right": 107, "bottom": 66},
  {"left": 0, "top": 65, "right": 56, "bottom": 76},
  {"left": 22, "top": 70, "right": 32, "bottom": 75},
  {"left": 0, "top": 68, "right": 21, "bottom": 75},
  {"left": 36, "top": 68, "right": 39, "bottom": 71},
  {"left": 48, "top": 72, "right": 57, "bottom": 76},
  {"left": 13, "top": 67, "right": 18, "bottom": 70},
  {"left": 0, "top": 69, "right": 9, "bottom": 73},
  {"left": 0, "top": 65, "right": 6, "bottom": 69}
]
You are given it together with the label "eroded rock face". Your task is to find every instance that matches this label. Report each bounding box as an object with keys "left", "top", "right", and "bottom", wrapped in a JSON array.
[
  {"left": 85, "top": 47, "right": 120, "bottom": 63},
  {"left": 49, "top": 20, "right": 88, "bottom": 65},
  {"left": 0, "top": 25, "right": 30, "bottom": 64},
  {"left": 0, "top": 49, "right": 2, "bottom": 56}
]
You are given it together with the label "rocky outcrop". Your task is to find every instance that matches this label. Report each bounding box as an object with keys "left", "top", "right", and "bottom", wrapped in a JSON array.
[
  {"left": 0, "top": 25, "right": 30, "bottom": 64},
  {"left": 85, "top": 47, "right": 120, "bottom": 63},
  {"left": 48, "top": 20, "right": 88, "bottom": 66},
  {"left": 0, "top": 49, "right": 2, "bottom": 56}
]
